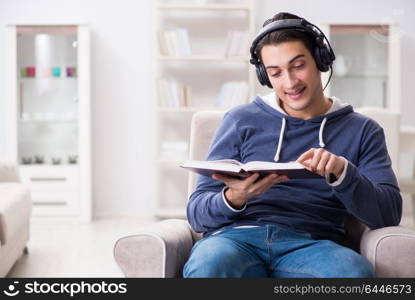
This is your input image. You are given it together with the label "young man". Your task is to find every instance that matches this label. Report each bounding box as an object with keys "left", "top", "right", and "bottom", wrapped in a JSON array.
[{"left": 183, "top": 12, "right": 402, "bottom": 278}]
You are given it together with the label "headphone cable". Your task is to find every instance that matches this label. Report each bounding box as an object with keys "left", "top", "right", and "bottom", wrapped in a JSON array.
[{"left": 323, "top": 66, "right": 333, "bottom": 92}]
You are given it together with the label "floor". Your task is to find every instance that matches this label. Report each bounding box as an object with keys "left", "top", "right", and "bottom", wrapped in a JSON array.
[
  {"left": 8, "top": 217, "right": 155, "bottom": 278},
  {"left": 7, "top": 213, "right": 414, "bottom": 278}
]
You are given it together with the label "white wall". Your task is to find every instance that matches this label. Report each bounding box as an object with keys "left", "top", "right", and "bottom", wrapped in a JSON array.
[
  {"left": 0, "top": 0, "right": 414, "bottom": 218},
  {"left": 0, "top": 0, "right": 157, "bottom": 218}
]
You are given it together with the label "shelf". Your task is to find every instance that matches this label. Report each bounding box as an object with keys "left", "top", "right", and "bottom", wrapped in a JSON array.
[
  {"left": 20, "top": 164, "right": 78, "bottom": 168},
  {"left": 333, "top": 74, "right": 387, "bottom": 79},
  {"left": 158, "top": 158, "right": 187, "bottom": 165},
  {"left": 159, "top": 55, "right": 249, "bottom": 62},
  {"left": 158, "top": 106, "right": 225, "bottom": 113},
  {"left": 19, "top": 119, "right": 78, "bottom": 123},
  {"left": 157, "top": 3, "right": 251, "bottom": 11},
  {"left": 19, "top": 77, "right": 77, "bottom": 80}
]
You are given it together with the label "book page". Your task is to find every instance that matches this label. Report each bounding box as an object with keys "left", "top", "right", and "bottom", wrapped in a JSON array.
[
  {"left": 243, "top": 161, "right": 305, "bottom": 171},
  {"left": 180, "top": 159, "right": 242, "bottom": 173}
]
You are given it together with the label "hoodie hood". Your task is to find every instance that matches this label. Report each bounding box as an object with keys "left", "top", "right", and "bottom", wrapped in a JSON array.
[{"left": 257, "top": 92, "right": 353, "bottom": 162}]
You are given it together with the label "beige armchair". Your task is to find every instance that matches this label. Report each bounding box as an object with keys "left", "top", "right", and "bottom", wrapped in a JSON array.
[
  {"left": 0, "top": 161, "right": 32, "bottom": 277},
  {"left": 114, "top": 110, "right": 415, "bottom": 278}
]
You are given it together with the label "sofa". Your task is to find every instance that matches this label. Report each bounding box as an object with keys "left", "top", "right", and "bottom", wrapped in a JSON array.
[{"left": 0, "top": 161, "right": 32, "bottom": 277}]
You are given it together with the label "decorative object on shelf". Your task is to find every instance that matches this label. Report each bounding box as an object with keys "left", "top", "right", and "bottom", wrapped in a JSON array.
[
  {"left": 34, "top": 155, "right": 45, "bottom": 164},
  {"left": 68, "top": 155, "right": 78, "bottom": 164},
  {"left": 42, "top": 67, "right": 52, "bottom": 77},
  {"left": 21, "top": 157, "right": 32, "bottom": 165},
  {"left": 66, "top": 66, "right": 77, "bottom": 77},
  {"left": 20, "top": 67, "right": 27, "bottom": 77},
  {"left": 26, "top": 66, "right": 36, "bottom": 77},
  {"left": 51, "top": 157, "right": 62, "bottom": 165},
  {"left": 52, "top": 66, "right": 61, "bottom": 77}
]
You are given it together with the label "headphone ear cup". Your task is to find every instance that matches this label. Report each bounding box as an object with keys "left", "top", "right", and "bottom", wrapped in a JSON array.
[
  {"left": 313, "top": 36, "right": 333, "bottom": 72},
  {"left": 314, "top": 46, "right": 328, "bottom": 72},
  {"left": 256, "top": 63, "right": 273, "bottom": 88}
]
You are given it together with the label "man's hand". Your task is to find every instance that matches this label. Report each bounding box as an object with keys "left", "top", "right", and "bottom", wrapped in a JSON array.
[
  {"left": 296, "top": 148, "right": 345, "bottom": 179},
  {"left": 212, "top": 172, "right": 288, "bottom": 209}
]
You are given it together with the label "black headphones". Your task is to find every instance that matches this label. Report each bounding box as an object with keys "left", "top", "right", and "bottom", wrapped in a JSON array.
[{"left": 250, "top": 18, "right": 335, "bottom": 88}]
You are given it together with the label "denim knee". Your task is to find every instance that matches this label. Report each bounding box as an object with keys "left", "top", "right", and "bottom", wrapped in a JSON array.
[
  {"left": 183, "top": 236, "right": 266, "bottom": 278},
  {"left": 183, "top": 237, "right": 232, "bottom": 277},
  {"left": 316, "top": 244, "right": 376, "bottom": 278}
]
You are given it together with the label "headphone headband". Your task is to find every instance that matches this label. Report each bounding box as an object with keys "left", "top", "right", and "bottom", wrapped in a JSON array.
[{"left": 249, "top": 17, "right": 335, "bottom": 88}]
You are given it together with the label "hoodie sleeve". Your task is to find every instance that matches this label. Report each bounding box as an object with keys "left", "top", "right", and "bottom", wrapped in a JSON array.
[
  {"left": 331, "top": 120, "right": 402, "bottom": 229},
  {"left": 186, "top": 112, "right": 244, "bottom": 233}
]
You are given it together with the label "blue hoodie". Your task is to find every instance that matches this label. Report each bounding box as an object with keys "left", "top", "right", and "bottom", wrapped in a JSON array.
[{"left": 186, "top": 96, "right": 402, "bottom": 242}]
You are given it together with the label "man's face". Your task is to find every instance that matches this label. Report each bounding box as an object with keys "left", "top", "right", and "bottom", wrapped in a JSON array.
[{"left": 261, "top": 41, "right": 323, "bottom": 116}]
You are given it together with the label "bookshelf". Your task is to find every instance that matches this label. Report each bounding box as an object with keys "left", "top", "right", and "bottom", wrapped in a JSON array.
[{"left": 154, "top": 0, "right": 255, "bottom": 219}]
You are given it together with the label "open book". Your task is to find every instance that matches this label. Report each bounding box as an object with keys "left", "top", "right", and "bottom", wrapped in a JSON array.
[{"left": 180, "top": 159, "right": 322, "bottom": 179}]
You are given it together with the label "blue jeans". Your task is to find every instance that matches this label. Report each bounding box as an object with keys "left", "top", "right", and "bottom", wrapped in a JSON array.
[{"left": 183, "top": 225, "right": 375, "bottom": 278}]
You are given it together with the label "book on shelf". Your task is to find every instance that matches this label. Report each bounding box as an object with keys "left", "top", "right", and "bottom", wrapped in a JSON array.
[
  {"left": 180, "top": 159, "right": 322, "bottom": 179},
  {"left": 224, "top": 31, "right": 250, "bottom": 57},
  {"left": 216, "top": 81, "right": 248, "bottom": 109},
  {"left": 157, "top": 78, "right": 192, "bottom": 108},
  {"left": 158, "top": 28, "right": 192, "bottom": 57}
]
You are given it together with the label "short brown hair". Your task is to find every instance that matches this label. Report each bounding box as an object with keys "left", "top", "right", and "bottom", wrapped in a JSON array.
[{"left": 256, "top": 12, "right": 316, "bottom": 63}]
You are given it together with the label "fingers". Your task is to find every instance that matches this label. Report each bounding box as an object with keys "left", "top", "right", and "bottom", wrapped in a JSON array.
[
  {"left": 250, "top": 173, "right": 288, "bottom": 195},
  {"left": 315, "top": 150, "right": 330, "bottom": 175},
  {"left": 297, "top": 148, "right": 345, "bottom": 177},
  {"left": 296, "top": 148, "right": 315, "bottom": 163},
  {"left": 212, "top": 172, "right": 244, "bottom": 183},
  {"left": 326, "top": 155, "right": 344, "bottom": 178},
  {"left": 213, "top": 172, "right": 287, "bottom": 195}
]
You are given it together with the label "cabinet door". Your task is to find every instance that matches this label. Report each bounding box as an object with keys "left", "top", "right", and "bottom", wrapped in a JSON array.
[
  {"left": 15, "top": 26, "right": 79, "bottom": 166},
  {"left": 325, "top": 24, "right": 400, "bottom": 111}
]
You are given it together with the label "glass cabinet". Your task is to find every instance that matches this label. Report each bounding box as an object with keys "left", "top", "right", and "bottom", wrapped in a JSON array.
[
  {"left": 4, "top": 25, "right": 91, "bottom": 220},
  {"left": 17, "top": 26, "right": 79, "bottom": 166},
  {"left": 324, "top": 24, "right": 401, "bottom": 111}
]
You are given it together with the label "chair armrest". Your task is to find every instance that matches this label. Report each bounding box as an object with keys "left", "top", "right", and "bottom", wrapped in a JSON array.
[
  {"left": 360, "top": 226, "right": 415, "bottom": 277},
  {"left": 113, "top": 219, "right": 195, "bottom": 278},
  {"left": 0, "top": 161, "right": 20, "bottom": 182},
  {"left": 0, "top": 183, "right": 31, "bottom": 245}
]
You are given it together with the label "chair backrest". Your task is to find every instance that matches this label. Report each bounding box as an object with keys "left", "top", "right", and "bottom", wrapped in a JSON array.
[
  {"left": 355, "top": 107, "right": 400, "bottom": 177},
  {"left": 187, "top": 110, "right": 225, "bottom": 198}
]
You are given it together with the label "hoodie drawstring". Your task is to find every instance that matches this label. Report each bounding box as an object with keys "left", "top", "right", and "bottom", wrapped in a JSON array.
[
  {"left": 319, "top": 117, "right": 327, "bottom": 148},
  {"left": 274, "top": 117, "right": 327, "bottom": 162},
  {"left": 274, "top": 117, "right": 286, "bottom": 162}
]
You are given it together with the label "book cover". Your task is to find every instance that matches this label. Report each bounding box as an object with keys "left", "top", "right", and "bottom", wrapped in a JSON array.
[{"left": 180, "top": 159, "right": 322, "bottom": 179}]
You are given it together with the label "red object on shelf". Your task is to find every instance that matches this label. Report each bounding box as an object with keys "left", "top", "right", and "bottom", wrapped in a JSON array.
[{"left": 26, "top": 66, "right": 36, "bottom": 77}]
